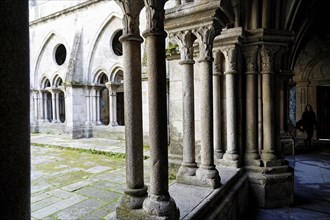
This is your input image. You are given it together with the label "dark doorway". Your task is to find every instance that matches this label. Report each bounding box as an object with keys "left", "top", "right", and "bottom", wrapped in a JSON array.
[
  {"left": 117, "top": 92, "right": 124, "bottom": 126},
  {"left": 317, "top": 86, "right": 330, "bottom": 139}
]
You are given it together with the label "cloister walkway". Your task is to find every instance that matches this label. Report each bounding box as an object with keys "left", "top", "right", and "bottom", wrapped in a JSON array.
[{"left": 31, "top": 133, "right": 330, "bottom": 219}]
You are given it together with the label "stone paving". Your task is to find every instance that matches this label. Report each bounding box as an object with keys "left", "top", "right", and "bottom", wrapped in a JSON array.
[
  {"left": 31, "top": 134, "right": 151, "bottom": 220},
  {"left": 31, "top": 134, "right": 330, "bottom": 219}
]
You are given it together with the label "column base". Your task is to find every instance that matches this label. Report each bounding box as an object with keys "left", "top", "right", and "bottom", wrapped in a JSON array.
[
  {"left": 177, "top": 162, "right": 197, "bottom": 176},
  {"left": 143, "top": 194, "right": 180, "bottom": 220},
  {"left": 216, "top": 158, "right": 240, "bottom": 168},
  {"left": 246, "top": 165, "right": 294, "bottom": 208},
  {"left": 118, "top": 185, "right": 148, "bottom": 209},
  {"left": 261, "top": 150, "right": 280, "bottom": 167},
  {"left": 244, "top": 152, "right": 261, "bottom": 166},
  {"left": 218, "top": 152, "right": 240, "bottom": 168},
  {"left": 214, "top": 150, "right": 224, "bottom": 160},
  {"left": 195, "top": 165, "right": 221, "bottom": 188}
]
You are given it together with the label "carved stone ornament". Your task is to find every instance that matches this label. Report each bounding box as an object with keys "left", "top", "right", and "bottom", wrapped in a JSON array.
[
  {"left": 116, "top": 0, "right": 144, "bottom": 36},
  {"left": 260, "top": 45, "right": 280, "bottom": 72},
  {"left": 171, "top": 31, "right": 196, "bottom": 61},
  {"left": 242, "top": 46, "right": 259, "bottom": 73},
  {"left": 143, "top": 0, "right": 167, "bottom": 36},
  {"left": 221, "top": 46, "right": 238, "bottom": 72},
  {"left": 194, "top": 26, "right": 218, "bottom": 61}
]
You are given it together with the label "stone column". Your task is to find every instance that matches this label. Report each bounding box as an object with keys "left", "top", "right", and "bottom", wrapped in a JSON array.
[
  {"left": 106, "top": 82, "right": 121, "bottom": 127},
  {"left": 43, "top": 92, "right": 49, "bottom": 122},
  {"left": 84, "top": 86, "right": 93, "bottom": 137},
  {"left": 243, "top": 46, "right": 260, "bottom": 165},
  {"left": 91, "top": 87, "right": 97, "bottom": 125},
  {"left": 213, "top": 51, "right": 224, "bottom": 160},
  {"left": 172, "top": 31, "right": 198, "bottom": 180},
  {"left": 39, "top": 91, "right": 44, "bottom": 122},
  {"left": 55, "top": 91, "right": 60, "bottom": 123},
  {"left": 142, "top": 1, "right": 179, "bottom": 218},
  {"left": 221, "top": 46, "right": 239, "bottom": 166},
  {"left": 33, "top": 91, "right": 39, "bottom": 122},
  {"left": 51, "top": 90, "right": 56, "bottom": 123},
  {"left": 96, "top": 88, "right": 101, "bottom": 125},
  {"left": 260, "top": 45, "right": 279, "bottom": 165},
  {"left": 114, "top": 0, "right": 148, "bottom": 216},
  {"left": 194, "top": 26, "right": 220, "bottom": 188}
]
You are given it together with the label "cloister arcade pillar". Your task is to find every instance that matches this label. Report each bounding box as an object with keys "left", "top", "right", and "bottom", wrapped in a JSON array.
[
  {"left": 260, "top": 45, "right": 280, "bottom": 165},
  {"left": 194, "top": 26, "right": 221, "bottom": 188},
  {"left": 213, "top": 51, "right": 224, "bottom": 160},
  {"left": 114, "top": 0, "right": 147, "bottom": 218},
  {"left": 172, "top": 30, "right": 198, "bottom": 182},
  {"left": 142, "top": 0, "right": 179, "bottom": 218},
  {"left": 242, "top": 46, "right": 261, "bottom": 165},
  {"left": 220, "top": 45, "right": 240, "bottom": 167}
]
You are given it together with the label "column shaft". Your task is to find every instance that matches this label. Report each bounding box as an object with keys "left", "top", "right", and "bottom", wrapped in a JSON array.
[
  {"left": 51, "top": 92, "right": 56, "bottom": 123},
  {"left": 44, "top": 93, "right": 48, "bottom": 122},
  {"left": 147, "top": 35, "right": 168, "bottom": 196},
  {"left": 223, "top": 73, "right": 239, "bottom": 161},
  {"left": 245, "top": 73, "right": 259, "bottom": 160},
  {"left": 178, "top": 60, "right": 197, "bottom": 176},
  {"left": 261, "top": 73, "right": 277, "bottom": 160},
  {"left": 96, "top": 90, "right": 101, "bottom": 124},
  {"left": 213, "top": 72, "right": 223, "bottom": 159},
  {"left": 39, "top": 91, "right": 44, "bottom": 121},
  {"left": 55, "top": 92, "right": 60, "bottom": 122},
  {"left": 109, "top": 92, "right": 118, "bottom": 126}
]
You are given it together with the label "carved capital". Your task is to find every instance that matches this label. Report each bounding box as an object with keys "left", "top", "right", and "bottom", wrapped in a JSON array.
[
  {"left": 242, "top": 46, "right": 259, "bottom": 73},
  {"left": 221, "top": 46, "right": 238, "bottom": 73},
  {"left": 143, "top": 0, "right": 167, "bottom": 37},
  {"left": 260, "top": 45, "right": 280, "bottom": 73},
  {"left": 194, "top": 26, "right": 219, "bottom": 62},
  {"left": 213, "top": 51, "right": 223, "bottom": 75},
  {"left": 116, "top": 0, "right": 144, "bottom": 38},
  {"left": 171, "top": 31, "right": 196, "bottom": 61}
]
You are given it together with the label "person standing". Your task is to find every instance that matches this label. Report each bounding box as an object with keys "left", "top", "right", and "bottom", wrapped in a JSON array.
[{"left": 302, "top": 104, "right": 317, "bottom": 148}]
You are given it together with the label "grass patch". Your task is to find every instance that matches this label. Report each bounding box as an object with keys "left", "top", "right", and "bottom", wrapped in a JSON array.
[{"left": 31, "top": 143, "right": 149, "bottom": 159}]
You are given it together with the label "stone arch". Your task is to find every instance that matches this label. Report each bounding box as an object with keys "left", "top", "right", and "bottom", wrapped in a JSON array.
[
  {"left": 109, "top": 65, "right": 123, "bottom": 83},
  {"left": 52, "top": 74, "right": 63, "bottom": 87},
  {"left": 301, "top": 51, "right": 330, "bottom": 81},
  {"left": 93, "top": 69, "right": 109, "bottom": 84},
  {"left": 40, "top": 76, "right": 51, "bottom": 89},
  {"left": 34, "top": 31, "right": 69, "bottom": 89},
  {"left": 85, "top": 12, "right": 122, "bottom": 83}
]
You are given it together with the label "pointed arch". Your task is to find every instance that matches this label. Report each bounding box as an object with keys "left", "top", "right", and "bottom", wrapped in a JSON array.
[
  {"left": 85, "top": 12, "right": 122, "bottom": 83},
  {"left": 33, "top": 31, "right": 69, "bottom": 88},
  {"left": 109, "top": 65, "right": 123, "bottom": 83}
]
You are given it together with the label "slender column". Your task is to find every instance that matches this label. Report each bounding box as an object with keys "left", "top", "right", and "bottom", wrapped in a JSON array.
[
  {"left": 85, "top": 88, "right": 91, "bottom": 123},
  {"left": 91, "top": 87, "right": 97, "bottom": 124},
  {"left": 243, "top": 46, "right": 260, "bottom": 164},
  {"left": 213, "top": 51, "right": 224, "bottom": 159},
  {"left": 39, "top": 91, "right": 44, "bottom": 122},
  {"left": 96, "top": 88, "right": 101, "bottom": 125},
  {"left": 260, "top": 45, "right": 279, "bottom": 163},
  {"left": 106, "top": 83, "right": 120, "bottom": 127},
  {"left": 172, "top": 31, "right": 198, "bottom": 179},
  {"left": 44, "top": 92, "right": 49, "bottom": 122},
  {"left": 222, "top": 47, "right": 239, "bottom": 164},
  {"left": 142, "top": 1, "right": 179, "bottom": 218},
  {"left": 194, "top": 26, "right": 220, "bottom": 188},
  {"left": 55, "top": 92, "right": 60, "bottom": 123},
  {"left": 51, "top": 91, "right": 56, "bottom": 123},
  {"left": 33, "top": 91, "right": 39, "bottom": 122},
  {"left": 115, "top": 0, "right": 147, "bottom": 215}
]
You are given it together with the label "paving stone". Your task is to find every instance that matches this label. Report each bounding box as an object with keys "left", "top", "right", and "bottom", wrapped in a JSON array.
[
  {"left": 79, "top": 202, "right": 117, "bottom": 220},
  {"left": 31, "top": 196, "right": 62, "bottom": 212},
  {"left": 53, "top": 199, "right": 105, "bottom": 219},
  {"left": 62, "top": 179, "right": 97, "bottom": 192},
  {"left": 92, "top": 180, "right": 121, "bottom": 190},
  {"left": 75, "top": 186, "right": 121, "bottom": 202},
  {"left": 47, "top": 189, "right": 76, "bottom": 199},
  {"left": 31, "top": 192, "right": 52, "bottom": 203},
  {"left": 85, "top": 166, "right": 111, "bottom": 173},
  {"left": 32, "top": 195, "right": 86, "bottom": 219}
]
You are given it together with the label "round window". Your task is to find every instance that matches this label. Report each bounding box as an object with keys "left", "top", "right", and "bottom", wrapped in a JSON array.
[
  {"left": 55, "top": 44, "right": 67, "bottom": 65},
  {"left": 112, "top": 30, "right": 123, "bottom": 56}
]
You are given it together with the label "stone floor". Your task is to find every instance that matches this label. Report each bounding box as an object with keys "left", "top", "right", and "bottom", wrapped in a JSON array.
[{"left": 31, "top": 134, "right": 330, "bottom": 219}]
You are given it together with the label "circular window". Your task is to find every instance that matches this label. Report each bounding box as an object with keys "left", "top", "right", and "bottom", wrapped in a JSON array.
[
  {"left": 55, "top": 44, "right": 67, "bottom": 65},
  {"left": 112, "top": 30, "right": 123, "bottom": 56}
]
